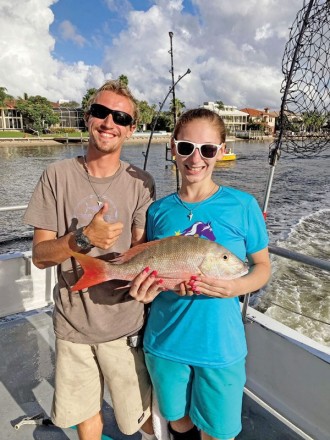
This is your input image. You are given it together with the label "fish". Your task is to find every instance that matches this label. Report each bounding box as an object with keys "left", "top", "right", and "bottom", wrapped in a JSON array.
[{"left": 70, "top": 235, "right": 249, "bottom": 292}]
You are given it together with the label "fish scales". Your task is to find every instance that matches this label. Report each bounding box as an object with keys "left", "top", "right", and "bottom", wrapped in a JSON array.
[{"left": 71, "top": 236, "right": 248, "bottom": 292}]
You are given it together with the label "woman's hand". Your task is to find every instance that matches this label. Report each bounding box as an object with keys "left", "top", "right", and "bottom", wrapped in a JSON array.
[
  {"left": 129, "top": 269, "right": 197, "bottom": 302},
  {"left": 129, "top": 267, "right": 165, "bottom": 304},
  {"left": 188, "top": 247, "right": 271, "bottom": 298},
  {"left": 188, "top": 276, "right": 239, "bottom": 298}
]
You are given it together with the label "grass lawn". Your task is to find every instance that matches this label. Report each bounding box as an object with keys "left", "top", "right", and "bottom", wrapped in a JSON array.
[
  {"left": 0, "top": 130, "right": 89, "bottom": 139},
  {"left": 0, "top": 131, "right": 27, "bottom": 138}
]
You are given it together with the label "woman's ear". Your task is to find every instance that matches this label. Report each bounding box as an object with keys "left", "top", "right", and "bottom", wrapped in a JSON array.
[
  {"left": 170, "top": 138, "right": 176, "bottom": 156},
  {"left": 216, "top": 143, "right": 226, "bottom": 160}
]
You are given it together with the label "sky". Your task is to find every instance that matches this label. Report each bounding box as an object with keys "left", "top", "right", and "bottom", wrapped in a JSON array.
[{"left": 0, "top": 0, "right": 305, "bottom": 110}]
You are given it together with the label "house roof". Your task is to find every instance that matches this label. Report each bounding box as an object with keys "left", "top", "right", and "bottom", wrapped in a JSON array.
[{"left": 240, "top": 107, "right": 278, "bottom": 117}]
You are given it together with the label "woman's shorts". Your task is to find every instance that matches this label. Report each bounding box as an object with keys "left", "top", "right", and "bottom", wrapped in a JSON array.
[
  {"left": 145, "top": 352, "right": 246, "bottom": 439},
  {"left": 51, "top": 338, "right": 151, "bottom": 435}
]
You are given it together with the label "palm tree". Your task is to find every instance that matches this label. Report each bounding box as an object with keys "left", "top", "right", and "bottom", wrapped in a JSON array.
[
  {"left": 170, "top": 98, "right": 185, "bottom": 121},
  {"left": 118, "top": 75, "right": 129, "bottom": 87},
  {"left": 215, "top": 100, "right": 225, "bottom": 112},
  {"left": 0, "top": 87, "right": 8, "bottom": 107}
]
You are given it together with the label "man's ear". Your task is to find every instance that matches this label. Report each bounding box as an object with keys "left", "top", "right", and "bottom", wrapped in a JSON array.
[
  {"left": 126, "top": 123, "right": 136, "bottom": 139},
  {"left": 84, "top": 112, "right": 90, "bottom": 127}
]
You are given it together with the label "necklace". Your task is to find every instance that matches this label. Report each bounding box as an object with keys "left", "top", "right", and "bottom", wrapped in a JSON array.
[
  {"left": 83, "top": 155, "right": 119, "bottom": 206},
  {"left": 177, "top": 184, "right": 217, "bottom": 221}
]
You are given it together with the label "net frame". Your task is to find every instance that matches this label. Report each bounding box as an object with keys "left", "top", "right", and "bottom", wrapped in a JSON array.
[{"left": 270, "top": 0, "right": 330, "bottom": 162}]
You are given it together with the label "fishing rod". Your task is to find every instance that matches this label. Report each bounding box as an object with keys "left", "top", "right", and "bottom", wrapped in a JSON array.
[
  {"left": 142, "top": 67, "right": 191, "bottom": 188},
  {"left": 143, "top": 31, "right": 190, "bottom": 192}
]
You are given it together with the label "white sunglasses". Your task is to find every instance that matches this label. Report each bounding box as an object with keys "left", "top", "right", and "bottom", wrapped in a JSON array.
[{"left": 174, "top": 139, "right": 223, "bottom": 159}]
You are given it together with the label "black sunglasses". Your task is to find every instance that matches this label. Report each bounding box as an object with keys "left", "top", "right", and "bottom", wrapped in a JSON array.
[
  {"left": 174, "top": 139, "right": 222, "bottom": 159},
  {"left": 89, "top": 103, "right": 134, "bottom": 126}
]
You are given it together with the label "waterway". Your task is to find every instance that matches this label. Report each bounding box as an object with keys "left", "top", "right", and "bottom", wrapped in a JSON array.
[{"left": 0, "top": 140, "right": 329, "bottom": 345}]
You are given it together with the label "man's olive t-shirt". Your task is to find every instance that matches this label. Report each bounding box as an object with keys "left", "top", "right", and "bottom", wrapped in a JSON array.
[{"left": 24, "top": 157, "right": 155, "bottom": 343}]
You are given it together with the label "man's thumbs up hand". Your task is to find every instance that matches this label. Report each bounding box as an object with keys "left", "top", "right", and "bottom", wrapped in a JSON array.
[{"left": 83, "top": 202, "right": 124, "bottom": 250}]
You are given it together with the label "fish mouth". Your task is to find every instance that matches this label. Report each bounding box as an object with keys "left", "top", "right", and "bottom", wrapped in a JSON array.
[{"left": 225, "top": 267, "right": 249, "bottom": 280}]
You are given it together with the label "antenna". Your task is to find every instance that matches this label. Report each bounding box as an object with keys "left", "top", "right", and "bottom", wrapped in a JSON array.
[
  {"left": 169, "top": 31, "right": 177, "bottom": 126},
  {"left": 143, "top": 32, "right": 191, "bottom": 194}
]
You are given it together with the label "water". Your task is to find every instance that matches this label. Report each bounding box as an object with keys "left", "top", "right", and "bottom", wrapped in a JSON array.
[{"left": 0, "top": 140, "right": 329, "bottom": 346}]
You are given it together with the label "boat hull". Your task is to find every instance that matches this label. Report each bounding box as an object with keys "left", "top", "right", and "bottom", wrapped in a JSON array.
[{"left": 218, "top": 152, "right": 237, "bottom": 161}]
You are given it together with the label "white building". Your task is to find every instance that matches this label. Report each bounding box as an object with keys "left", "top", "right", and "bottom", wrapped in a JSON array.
[{"left": 201, "top": 102, "right": 249, "bottom": 134}]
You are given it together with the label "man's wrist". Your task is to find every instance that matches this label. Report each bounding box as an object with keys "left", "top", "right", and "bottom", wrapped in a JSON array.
[{"left": 74, "top": 227, "right": 94, "bottom": 250}]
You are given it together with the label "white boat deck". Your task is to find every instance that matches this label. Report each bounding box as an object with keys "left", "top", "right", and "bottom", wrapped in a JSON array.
[{"left": 0, "top": 309, "right": 305, "bottom": 440}]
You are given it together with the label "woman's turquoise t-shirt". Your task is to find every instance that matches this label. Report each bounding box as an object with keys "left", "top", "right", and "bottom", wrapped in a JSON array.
[{"left": 143, "top": 186, "right": 269, "bottom": 367}]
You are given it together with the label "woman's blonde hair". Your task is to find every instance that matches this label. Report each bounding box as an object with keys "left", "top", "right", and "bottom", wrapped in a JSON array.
[{"left": 173, "top": 108, "right": 226, "bottom": 143}]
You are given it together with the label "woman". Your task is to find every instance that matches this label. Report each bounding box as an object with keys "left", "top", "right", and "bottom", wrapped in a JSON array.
[{"left": 130, "top": 108, "right": 271, "bottom": 440}]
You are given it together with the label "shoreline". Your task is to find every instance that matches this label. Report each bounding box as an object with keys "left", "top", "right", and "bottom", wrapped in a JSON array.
[
  {"left": 0, "top": 135, "right": 171, "bottom": 148},
  {"left": 0, "top": 135, "right": 270, "bottom": 148}
]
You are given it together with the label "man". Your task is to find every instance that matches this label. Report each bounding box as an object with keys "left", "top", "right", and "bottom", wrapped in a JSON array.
[{"left": 24, "top": 80, "right": 156, "bottom": 440}]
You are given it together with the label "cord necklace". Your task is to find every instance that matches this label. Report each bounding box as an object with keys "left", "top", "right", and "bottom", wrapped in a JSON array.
[
  {"left": 83, "top": 155, "right": 120, "bottom": 206},
  {"left": 177, "top": 183, "right": 218, "bottom": 221}
]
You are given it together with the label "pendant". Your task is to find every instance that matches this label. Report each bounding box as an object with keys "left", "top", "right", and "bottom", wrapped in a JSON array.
[
  {"left": 97, "top": 200, "right": 103, "bottom": 206},
  {"left": 188, "top": 212, "right": 193, "bottom": 221}
]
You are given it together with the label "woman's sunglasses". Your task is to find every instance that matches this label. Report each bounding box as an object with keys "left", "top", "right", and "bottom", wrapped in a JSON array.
[
  {"left": 89, "top": 103, "right": 134, "bottom": 127},
  {"left": 174, "top": 139, "right": 222, "bottom": 159}
]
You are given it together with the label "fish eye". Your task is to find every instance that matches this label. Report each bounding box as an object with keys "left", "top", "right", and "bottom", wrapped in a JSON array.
[{"left": 223, "top": 254, "right": 228, "bottom": 260}]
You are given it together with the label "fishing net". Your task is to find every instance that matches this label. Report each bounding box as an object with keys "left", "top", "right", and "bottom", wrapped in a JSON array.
[{"left": 270, "top": 0, "right": 330, "bottom": 160}]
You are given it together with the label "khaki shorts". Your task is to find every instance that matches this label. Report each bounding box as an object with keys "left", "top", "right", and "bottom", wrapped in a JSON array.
[{"left": 51, "top": 337, "right": 152, "bottom": 435}]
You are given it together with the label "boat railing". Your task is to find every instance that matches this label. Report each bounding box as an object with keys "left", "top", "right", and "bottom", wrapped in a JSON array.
[
  {"left": 241, "top": 244, "right": 330, "bottom": 321},
  {"left": 1, "top": 204, "right": 329, "bottom": 323},
  {"left": 0, "top": 204, "right": 28, "bottom": 212}
]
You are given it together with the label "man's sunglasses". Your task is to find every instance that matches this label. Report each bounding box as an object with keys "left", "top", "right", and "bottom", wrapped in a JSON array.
[
  {"left": 174, "top": 139, "right": 222, "bottom": 159},
  {"left": 89, "top": 103, "right": 134, "bottom": 126}
]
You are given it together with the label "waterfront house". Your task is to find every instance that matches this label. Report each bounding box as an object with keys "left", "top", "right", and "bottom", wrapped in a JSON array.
[
  {"left": 240, "top": 107, "right": 278, "bottom": 134},
  {"left": 201, "top": 102, "right": 249, "bottom": 135},
  {"left": 0, "top": 101, "right": 24, "bottom": 131},
  {"left": 0, "top": 100, "right": 84, "bottom": 132}
]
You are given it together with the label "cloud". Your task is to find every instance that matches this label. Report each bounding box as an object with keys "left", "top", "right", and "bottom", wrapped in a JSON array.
[
  {"left": 104, "top": 0, "right": 133, "bottom": 14},
  {"left": 0, "top": 0, "right": 107, "bottom": 103},
  {"left": 0, "top": 0, "right": 304, "bottom": 110},
  {"left": 102, "top": 0, "right": 303, "bottom": 109},
  {"left": 58, "top": 20, "right": 86, "bottom": 47}
]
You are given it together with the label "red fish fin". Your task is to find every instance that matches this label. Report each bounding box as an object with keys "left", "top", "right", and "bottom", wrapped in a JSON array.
[
  {"left": 111, "top": 240, "right": 162, "bottom": 264},
  {"left": 71, "top": 252, "right": 111, "bottom": 291}
]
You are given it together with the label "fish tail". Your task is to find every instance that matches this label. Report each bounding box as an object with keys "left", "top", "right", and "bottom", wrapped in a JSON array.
[{"left": 71, "top": 251, "right": 111, "bottom": 291}]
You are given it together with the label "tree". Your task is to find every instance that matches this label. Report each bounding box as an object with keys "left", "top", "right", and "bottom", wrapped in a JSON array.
[
  {"left": 0, "top": 87, "right": 8, "bottom": 107},
  {"left": 81, "top": 88, "right": 97, "bottom": 111},
  {"left": 16, "top": 95, "right": 60, "bottom": 133},
  {"left": 215, "top": 100, "right": 225, "bottom": 111},
  {"left": 169, "top": 98, "right": 185, "bottom": 122},
  {"left": 302, "top": 111, "right": 326, "bottom": 132},
  {"left": 154, "top": 111, "right": 173, "bottom": 132},
  {"left": 137, "top": 100, "right": 156, "bottom": 129},
  {"left": 60, "top": 100, "right": 80, "bottom": 108},
  {"left": 118, "top": 75, "right": 129, "bottom": 87}
]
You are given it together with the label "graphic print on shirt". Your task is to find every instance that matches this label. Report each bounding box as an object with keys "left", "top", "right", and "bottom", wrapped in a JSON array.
[
  {"left": 179, "top": 221, "right": 216, "bottom": 241},
  {"left": 74, "top": 194, "right": 118, "bottom": 226}
]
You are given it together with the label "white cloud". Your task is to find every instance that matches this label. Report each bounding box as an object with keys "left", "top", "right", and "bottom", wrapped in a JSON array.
[
  {"left": 255, "top": 23, "right": 274, "bottom": 41},
  {"left": 104, "top": 0, "right": 133, "bottom": 15},
  {"left": 59, "top": 20, "right": 86, "bottom": 47},
  {"left": 0, "top": 0, "right": 107, "bottom": 103},
  {"left": 102, "top": 0, "right": 303, "bottom": 109},
  {"left": 0, "top": 0, "right": 305, "bottom": 110}
]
